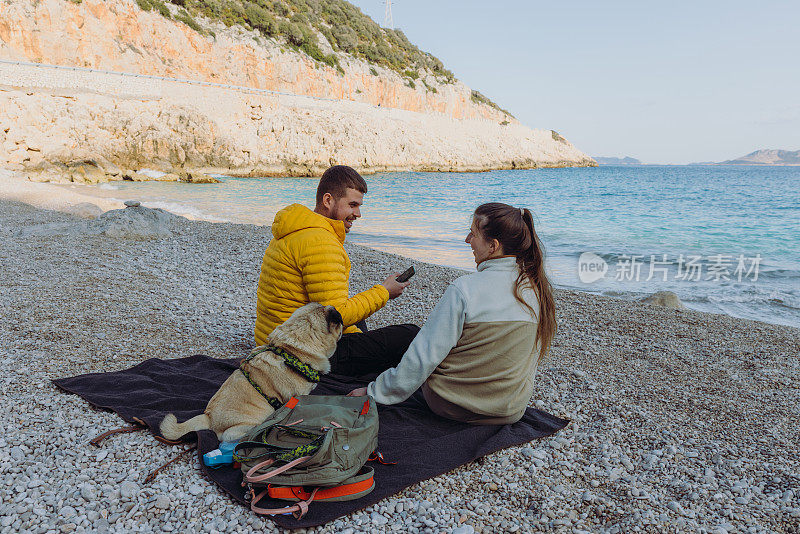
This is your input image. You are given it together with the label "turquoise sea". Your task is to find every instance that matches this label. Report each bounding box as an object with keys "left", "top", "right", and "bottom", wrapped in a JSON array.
[{"left": 74, "top": 165, "right": 800, "bottom": 328}]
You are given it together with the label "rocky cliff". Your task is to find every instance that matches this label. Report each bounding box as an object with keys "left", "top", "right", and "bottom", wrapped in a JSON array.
[
  {"left": 720, "top": 149, "right": 800, "bottom": 165},
  {"left": 0, "top": 0, "right": 594, "bottom": 178},
  {"left": 0, "top": 0, "right": 509, "bottom": 121}
]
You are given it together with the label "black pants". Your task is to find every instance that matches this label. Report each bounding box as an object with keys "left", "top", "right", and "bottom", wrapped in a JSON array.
[{"left": 328, "top": 324, "right": 420, "bottom": 379}]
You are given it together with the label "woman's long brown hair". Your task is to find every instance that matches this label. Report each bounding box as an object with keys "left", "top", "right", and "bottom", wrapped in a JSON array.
[{"left": 474, "top": 203, "right": 557, "bottom": 363}]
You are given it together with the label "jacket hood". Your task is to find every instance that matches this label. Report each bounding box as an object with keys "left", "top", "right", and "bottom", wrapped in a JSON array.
[{"left": 271, "top": 204, "right": 346, "bottom": 243}]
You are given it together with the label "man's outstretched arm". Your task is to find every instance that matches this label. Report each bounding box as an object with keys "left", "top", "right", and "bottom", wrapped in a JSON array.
[{"left": 299, "top": 238, "right": 390, "bottom": 328}]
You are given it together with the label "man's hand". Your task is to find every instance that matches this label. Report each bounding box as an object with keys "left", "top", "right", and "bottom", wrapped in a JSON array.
[
  {"left": 346, "top": 387, "right": 368, "bottom": 397},
  {"left": 382, "top": 274, "right": 410, "bottom": 300}
]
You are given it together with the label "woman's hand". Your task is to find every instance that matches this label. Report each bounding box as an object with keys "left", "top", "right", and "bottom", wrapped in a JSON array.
[{"left": 346, "top": 387, "right": 368, "bottom": 397}]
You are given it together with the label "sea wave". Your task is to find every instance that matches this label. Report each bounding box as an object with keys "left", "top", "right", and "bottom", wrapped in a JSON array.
[
  {"left": 690, "top": 286, "right": 800, "bottom": 310},
  {"left": 142, "top": 201, "right": 229, "bottom": 222}
]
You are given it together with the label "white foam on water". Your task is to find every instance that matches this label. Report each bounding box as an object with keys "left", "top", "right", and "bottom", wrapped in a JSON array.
[
  {"left": 100, "top": 196, "right": 227, "bottom": 223},
  {"left": 98, "top": 183, "right": 119, "bottom": 190},
  {"left": 141, "top": 200, "right": 229, "bottom": 223},
  {"left": 137, "top": 168, "right": 168, "bottom": 179}
]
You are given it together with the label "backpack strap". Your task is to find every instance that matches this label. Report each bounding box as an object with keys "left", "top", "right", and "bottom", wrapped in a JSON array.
[
  {"left": 267, "top": 466, "right": 376, "bottom": 502},
  {"left": 368, "top": 451, "right": 397, "bottom": 465},
  {"left": 245, "top": 456, "right": 316, "bottom": 519},
  {"left": 244, "top": 456, "right": 311, "bottom": 484},
  {"left": 250, "top": 486, "right": 319, "bottom": 519}
]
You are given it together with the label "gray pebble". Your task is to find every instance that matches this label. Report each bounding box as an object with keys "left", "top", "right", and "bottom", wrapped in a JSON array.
[
  {"left": 80, "top": 484, "right": 97, "bottom": 501},
  {"left": 155, "top": 495, "right": 170, "bottom": 510},
  {"left": 370, "top": 511, "right": 388, "bottom": 525},
  {"left": 59, "top": 506, "right": 77, "bottom": 519},
  {"left": 10, "top": 447, "right": 24, "bottom": 462},
  {"left": 119, "top": 481, "right": 140, "bottom": 499}
]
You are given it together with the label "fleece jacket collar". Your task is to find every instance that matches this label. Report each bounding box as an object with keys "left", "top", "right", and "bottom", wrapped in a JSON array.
[
  {"left": 477, "top": 256, "right": 518, "bottom": 272},
  {"left": 271, "top": 204, "right": 346, "bottom": 244}
]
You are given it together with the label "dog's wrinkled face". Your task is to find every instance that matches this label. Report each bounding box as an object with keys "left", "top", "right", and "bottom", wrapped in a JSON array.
[{"left": 268, "top": 302, "right": 344, "bottom": 358}]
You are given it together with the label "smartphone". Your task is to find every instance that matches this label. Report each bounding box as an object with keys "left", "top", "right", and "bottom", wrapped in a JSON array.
[{"left": 396, "top": 266, "right": 415, "bottom": 283}]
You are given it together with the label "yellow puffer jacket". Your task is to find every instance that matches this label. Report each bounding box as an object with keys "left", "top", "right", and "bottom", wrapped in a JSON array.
[{"left": 255, "top": 204, "right": 390, "bottom": 345}]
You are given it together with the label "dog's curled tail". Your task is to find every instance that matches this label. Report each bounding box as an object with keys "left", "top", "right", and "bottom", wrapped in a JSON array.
[{"left": 159, "top": 413, "right": 210, "bottom": 441}]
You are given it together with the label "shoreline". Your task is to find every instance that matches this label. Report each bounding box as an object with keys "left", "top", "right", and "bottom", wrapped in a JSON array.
[
  {"left": 3, "top": 169, "right": 795, "bottom": 331},
  {"left": 14, "top": 156, "right": 597, "bottom": 184},
  {"left": 1, "top": 193, "right": 799, "bottom": 532}
]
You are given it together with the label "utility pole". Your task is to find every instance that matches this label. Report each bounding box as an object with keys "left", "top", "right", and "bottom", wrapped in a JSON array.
[{"left": 384, "top": 0, "right": 394, "bottom": 29}]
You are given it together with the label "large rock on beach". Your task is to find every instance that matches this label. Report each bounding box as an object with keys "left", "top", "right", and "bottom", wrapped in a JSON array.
[
  {"left": 88, "top": 205, "right": 184, "bottom": 239},
  {"left": 178, "top": 172, "right": 220, "bottom": 184},
  {"left": 640, "top": 290, "right": 685, "bottom": 309},
  {"left": 68, "top": 161, "right": 108, "bottom": 184},
  {"left": 63, "top": 202, "right": 104, "bottom": 219},
  {"left": 121, "top": 169, "right": 151, "bottom": 182}
]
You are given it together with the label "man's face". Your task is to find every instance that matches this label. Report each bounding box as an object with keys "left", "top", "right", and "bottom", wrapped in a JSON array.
[{"left": 323, "top": 188, "right": 364, "bottom": 233}]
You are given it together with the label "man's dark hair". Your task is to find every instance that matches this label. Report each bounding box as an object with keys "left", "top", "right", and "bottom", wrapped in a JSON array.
[{"left": 316, "top": 165, "right": 367, "bottom": 205}]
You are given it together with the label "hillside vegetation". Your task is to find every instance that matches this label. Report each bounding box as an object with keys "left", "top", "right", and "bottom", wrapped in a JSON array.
[{"left": 134, "top": 1, "right": 442, "bottom": 76}]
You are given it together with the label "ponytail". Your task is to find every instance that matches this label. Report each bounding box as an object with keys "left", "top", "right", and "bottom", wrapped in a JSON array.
[
  {"left": 517, "top": 208, "right": 557, "bottom": 364},
  {"left": 474, "top": 203, "right": 557, "bottom": 364}
]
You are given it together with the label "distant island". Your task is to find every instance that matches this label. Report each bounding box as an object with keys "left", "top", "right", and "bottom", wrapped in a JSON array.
[
  {"left": 717, "top": 149, "right": 800, "bottom": 166},
  {"left": 593, "top": 156, "right": 642, "bottom": 165}
]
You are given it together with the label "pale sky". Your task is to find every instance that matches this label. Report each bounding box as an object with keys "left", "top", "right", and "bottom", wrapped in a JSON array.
[{"left": 349, "top": 1, "right": 800, "bottom": 164}]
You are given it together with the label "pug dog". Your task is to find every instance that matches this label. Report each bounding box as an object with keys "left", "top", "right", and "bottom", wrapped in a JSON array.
[{"left": 160, "top": 303, "right": 344, "bottom": 442}]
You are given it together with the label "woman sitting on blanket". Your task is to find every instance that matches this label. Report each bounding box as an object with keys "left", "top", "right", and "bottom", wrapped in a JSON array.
[{"left": 347, "top": 202, "right": 556, "bottom": 425}]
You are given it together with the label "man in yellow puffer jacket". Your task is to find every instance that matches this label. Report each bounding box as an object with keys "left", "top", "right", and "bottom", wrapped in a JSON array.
[{"left": 255, "top": 166, "right": 413, "bottom": 353}]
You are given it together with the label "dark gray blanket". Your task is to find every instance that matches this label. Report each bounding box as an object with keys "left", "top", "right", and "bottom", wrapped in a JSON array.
[{"left": 53, "top": 355, "right": 569, "bottom": 528}]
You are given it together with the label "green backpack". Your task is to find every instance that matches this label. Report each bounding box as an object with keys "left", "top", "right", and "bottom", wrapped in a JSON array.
[{"left": 233, "top": 394, "right": 380, "bottom": 518}]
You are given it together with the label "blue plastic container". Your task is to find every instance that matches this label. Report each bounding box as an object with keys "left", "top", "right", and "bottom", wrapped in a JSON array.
[{"left": 203, "top": 440, "right": 238, "bottom": 468}]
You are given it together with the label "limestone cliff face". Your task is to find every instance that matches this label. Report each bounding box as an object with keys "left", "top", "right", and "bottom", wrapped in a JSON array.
[
  {"left": 0, "top": 71, "right": 594, "bottom": 177},
  {"left": 0, "top": 0, "right": 595, "bottom": 176},
  {"left": 0, "top": 0, "right": 507, "bottom": 122}
]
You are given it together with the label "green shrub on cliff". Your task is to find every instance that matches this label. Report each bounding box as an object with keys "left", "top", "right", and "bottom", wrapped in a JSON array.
[
  {"left": 244, "top": 3, "right": 277, "bottom": 35},
  {"left": 137, "top": 0, "right": 172, "bottom": 17},
  {"left": 176, "top": 9, "right": 205, "bottom": 33},
  {"left": 471, "top": 90, "right": 513, "bottom": 117},
  {"left": 156, "top": 1, "right": 172, "bottom": 17}
]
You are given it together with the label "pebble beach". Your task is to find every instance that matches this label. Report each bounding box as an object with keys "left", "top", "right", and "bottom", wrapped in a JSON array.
[{"left": 1, "top": 185, "right": 799, "bottom": 533}]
